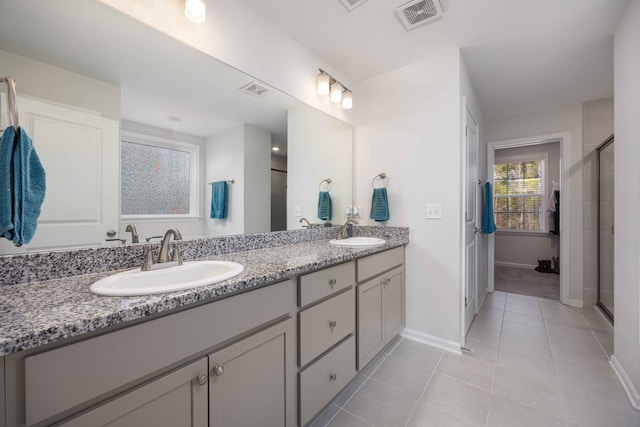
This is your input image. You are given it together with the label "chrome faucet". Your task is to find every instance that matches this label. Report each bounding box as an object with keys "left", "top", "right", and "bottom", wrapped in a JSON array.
[
  {"left": 337, "top": 219, "right": 359, "bottom": 240},
  {"left": 299, "top": 217, "right": 311, "bottom": 228},
  {"left": 157, "top": 229, "right": 183, "bottom": 264},
  {"left": 125, "top": 224, "right": 139, "bottom": 244}
]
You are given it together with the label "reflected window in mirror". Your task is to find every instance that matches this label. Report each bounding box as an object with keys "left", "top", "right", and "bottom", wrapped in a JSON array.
[{"left": 121, "top": 132, "right": 200, "bottom": 219}]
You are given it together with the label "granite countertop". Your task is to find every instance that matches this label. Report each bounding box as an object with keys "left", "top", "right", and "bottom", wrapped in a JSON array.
[{"left": 0, "top": 237, "right": 408, "bottom": 356}]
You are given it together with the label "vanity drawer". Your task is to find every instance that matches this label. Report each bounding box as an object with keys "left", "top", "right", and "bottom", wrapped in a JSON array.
[
  {"left": 300, "top": 335, "right": 355, "bottom": 426},
  {"left": 299, "top": 261, "right": 355, "bottom": 307},
  {"left": 357, "top": 246, "right": 404, "bottom": 282},
  {"left": 299, "top": 288, "right": 355, "bottom": 367},
  {"left": 22, "top": 280, "right": 292, "bottom": 427}
]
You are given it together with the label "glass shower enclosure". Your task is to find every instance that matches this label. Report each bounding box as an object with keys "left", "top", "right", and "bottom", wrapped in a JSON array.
[{"left": 596, "top": 135, "right": 614, "bottom": 322}]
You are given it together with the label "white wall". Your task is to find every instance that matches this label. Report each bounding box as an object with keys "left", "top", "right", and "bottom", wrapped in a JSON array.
[
  {"left": 243, "top": 125, "right": 271, "bottom": 233},
  {"left": 0, "top": 50, "right": 120, "bottom": 120},
  {"left": 287, "top": 104, "right": 352, "bottom": 229},
  {"left": 98, "top": 0, "right": 351, "bottom": 123},
  {"left": 205, "top": 126, "right": 245, "bottom": 236},
  {"left": 354, "top": 46, "right": 463, "bottom": 344},
  {"left": 494, "top": 142, "right": 561, "bottom": 267},
  {"left": 485, "top": 104, "right": 584, "bottom": 304},
  {"left": 582, "top": 98, "right": 614, "bottom": 307},
  {"left": 613, "top": 0, "right": 640, "bottom": 400}
]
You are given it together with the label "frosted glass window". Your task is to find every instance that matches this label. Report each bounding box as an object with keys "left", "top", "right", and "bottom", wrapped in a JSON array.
[{"left": 121, "top": 141, "right": 191, "bottom": 215}]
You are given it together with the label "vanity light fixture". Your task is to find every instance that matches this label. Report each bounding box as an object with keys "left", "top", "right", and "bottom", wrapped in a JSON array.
[
  {"left": 330, "top": 82, "right": 343, "bottom": 103},
  {"left": 317, "top": 68, "right": 353, "bottom": 110},
  {"left": 342, "top": 91, "right": 353, "bottom": 110},
  {"left": 185, "top": 0, "right": 206, "bottom": 23},
  {"left": 272, "top": 146, "right": 280, "bottom": 152},
  {"left": 317, "top": 72, "right": 330, "bottom": 95}
]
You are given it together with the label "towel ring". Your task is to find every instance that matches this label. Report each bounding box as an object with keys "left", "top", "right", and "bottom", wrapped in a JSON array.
[
  {"left": 372, "top": 173, "right": 388, "bottom": 189},
  {"left": 319, "top": 178, "right": 332, "bottom": 192}
]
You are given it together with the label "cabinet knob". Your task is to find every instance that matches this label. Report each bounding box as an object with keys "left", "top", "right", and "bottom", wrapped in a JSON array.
[
  {"left": 329, "top": 320, "right": 337, "bottom": 328},
  {"left": 213, "top": 365, "right": 225, "bottom": 376},
  {"left": 329, "top": 372, "right": 337, "bottom": 381},
  {"left": 329, "top": 278, "right": 337, "bottom": 286},
  {"left": 196, "top": 374, "right": 208, "bottom": 386},
  {"left": 383, "top": 278, "right": 391, "bottom": 286}
]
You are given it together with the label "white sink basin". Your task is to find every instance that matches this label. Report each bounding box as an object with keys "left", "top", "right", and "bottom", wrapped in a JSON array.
[
  {"left": 90, "top": 261, "right": 244, "bottom": 296},
  {"left": 329, "top": 237, "right": 386, "bottom": 247}
]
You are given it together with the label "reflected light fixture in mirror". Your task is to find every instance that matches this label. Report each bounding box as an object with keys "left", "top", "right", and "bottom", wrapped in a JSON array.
[{"left": 185, "top": 0, "right": 206, "bottom": 23}]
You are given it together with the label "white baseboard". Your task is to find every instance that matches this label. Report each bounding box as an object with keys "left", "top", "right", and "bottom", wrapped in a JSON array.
[
  {"left": 494, "top": 261, "right": 536, "bottom": 269},
  {"left": 567, "top": 299, "right": 584, "bottom": 308},
  {"left": 593, "top": 305, "right": 614, "bottom": 330},
  {"left": 477, "top": 288, "right": 488, "bottom": 310},
  {"left": 401, "top": 328, "right": 462, "bottom": 355},
  {"left": 610, "top": 355, "right": 640, "bottom": 411}
]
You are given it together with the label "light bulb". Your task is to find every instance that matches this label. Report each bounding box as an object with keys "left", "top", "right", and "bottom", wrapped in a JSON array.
[
  {"left": 342, "top": 91, "right": 353, "bottom": 109},
  {"left": 331, "top": 82, "right": 343, "bottom": 103},
  {"left": 185, "top": 0, "right": 206, "bottom": 23},
  {"left": 317, "top": 73, "right": 330, "bottom": 95}
]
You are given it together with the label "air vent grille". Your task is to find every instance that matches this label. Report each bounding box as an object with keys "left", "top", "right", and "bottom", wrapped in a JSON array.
[
  {"left": 339, "top": 0, "right": 367, "bottom": 12},
  {"left": 396, "top": 0, "right": 443, "bottom": 30},
  {"left": 240, "top": 81, "right": 269, "bottom": 97}
]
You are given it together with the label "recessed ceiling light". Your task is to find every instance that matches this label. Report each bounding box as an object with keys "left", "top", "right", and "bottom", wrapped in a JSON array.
[
  {"left": 185, "top": 0, "right": 206, "bottom": 23},
  {"left": 272, "top": 146, "right": 280, "bottom": 152},
  {"left": 167, "top": 116, "right": 182, "bottom": 122}
]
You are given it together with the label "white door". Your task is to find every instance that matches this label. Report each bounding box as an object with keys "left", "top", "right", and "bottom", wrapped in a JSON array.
[
  {"left": 464, "top": 109, "right": 479, "bottom": 335},
  {"left": 0, "top": 96, "right": 119, "bottom": 253}
]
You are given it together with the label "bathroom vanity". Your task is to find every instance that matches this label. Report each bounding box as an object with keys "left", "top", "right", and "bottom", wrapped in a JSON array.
[{"left": 0, "top": 231, "right": 407, "bottom": 427}]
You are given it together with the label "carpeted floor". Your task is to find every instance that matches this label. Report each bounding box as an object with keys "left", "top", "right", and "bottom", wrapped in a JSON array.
[{"left": 494, "top": 265, "right": 560, "bottom": 300}]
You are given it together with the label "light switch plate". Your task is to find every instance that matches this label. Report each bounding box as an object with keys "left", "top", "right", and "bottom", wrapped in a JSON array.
[
  {"left": 426, "top": 204, "right": 442, "bottom": 219},
  {"left": 294, "top": 206, "right": 303, "bottom": 217}
]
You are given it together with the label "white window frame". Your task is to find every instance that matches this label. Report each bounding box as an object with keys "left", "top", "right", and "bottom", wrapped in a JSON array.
[
  {"left": 120, "top": 131, "right": 200, "bottom": 221},
  {"left": 493, "top": 152, "right": 548, "bottom": 234}
]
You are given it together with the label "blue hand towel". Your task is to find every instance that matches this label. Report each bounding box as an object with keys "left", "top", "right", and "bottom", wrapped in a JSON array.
[
  {"left": 210, "top": 181, "right": 228, "bottom": 219},
  {"left": 370, "top": 187, "right": 389, "bottom": 222},
  {"left": 482, "top": 182, "right": 496, "bottom": 234},
  {"left": 0, "top": 126, "right": 46, "bottom": 246},
  {"left": 317, "top": 191, "right": 332, "bottom": 221}
]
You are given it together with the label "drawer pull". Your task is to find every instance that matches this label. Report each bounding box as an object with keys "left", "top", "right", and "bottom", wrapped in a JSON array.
[
  {"left": 212, "top": 365, "right": 225, "bottom": 376},
  {"left": 196, "top": 374, "right": 208, "bottom": 386},
  {"left": 329, "top": 278, "right": 337, "bottom": 286},
  {"left": 329, "top": 372, "right": 338, "bottom": 381},
  {"left": 329, "top": 320, "right": 337, "bottom": 329}
]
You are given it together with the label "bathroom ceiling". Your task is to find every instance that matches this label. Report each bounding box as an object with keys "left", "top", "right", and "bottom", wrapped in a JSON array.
[{"left": 243, "top": 0, "right": 629, "bottom": 119}]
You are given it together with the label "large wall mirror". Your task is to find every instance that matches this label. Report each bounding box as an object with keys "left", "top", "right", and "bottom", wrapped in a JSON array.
[{"left": 0, "top": 0, "right": 352, "bottom": 254}]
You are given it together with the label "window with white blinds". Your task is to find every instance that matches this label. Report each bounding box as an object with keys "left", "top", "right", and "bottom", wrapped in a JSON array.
[{"left": 493, "top": 158, "right": 546, "bottom": 231}]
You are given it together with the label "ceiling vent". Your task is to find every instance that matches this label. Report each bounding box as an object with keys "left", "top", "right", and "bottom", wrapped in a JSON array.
[
  {"left": 395, "top": 0, "right": 443, "bottom": 30},
  {"left": 339, "top": 0, "right": 367, "bottom": 12},
  {"left": 240, "top": 81, "right": 269, "bottom": 97}
]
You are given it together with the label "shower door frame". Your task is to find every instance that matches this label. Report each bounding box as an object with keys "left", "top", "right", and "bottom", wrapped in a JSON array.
[{"left": 596, "top": 134, "right": 615, "bottom": 323}]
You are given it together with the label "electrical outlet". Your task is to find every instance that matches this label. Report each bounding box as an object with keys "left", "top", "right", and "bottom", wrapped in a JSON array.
[
  {"left": 294, "top": 206, "right": 303, "bottom": 217},
  {"left": 426, "top": 204, "right": 442, "bottom": 219}
]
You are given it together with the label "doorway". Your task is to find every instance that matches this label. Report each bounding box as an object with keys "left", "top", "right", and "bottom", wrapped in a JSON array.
[
  {"left": 486, "top": 133, "right": 571, "bottom": 306},
  {"left": 492, "top": 141, "right": 560, "bottom": 300}
]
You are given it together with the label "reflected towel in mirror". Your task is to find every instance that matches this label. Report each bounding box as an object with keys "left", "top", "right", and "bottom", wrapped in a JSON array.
[
  {"left": 0, "top": 126, "right": 46, "bottom": 246},
  {"left": 210, "top": 181, "right": 228, "bottom": 219}
]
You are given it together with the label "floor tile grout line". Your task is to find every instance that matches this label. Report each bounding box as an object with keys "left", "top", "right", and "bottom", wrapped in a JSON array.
[
  {"left": 340, "top": 408, "right": 376, "bottom": 427},
  {"left": 403, "top": 350, "right": 445, "bottom": 427}
]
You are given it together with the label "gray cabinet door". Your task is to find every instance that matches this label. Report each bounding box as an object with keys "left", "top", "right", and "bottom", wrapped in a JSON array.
[
  {"left": 357, "top": 277, "right": 385, "bottom": 369},
  {"left": 384, "top": 268, "right": 405, "bottom": 342},
  {"left": 209, "top": 319, "right": 295, "bottom": 427},
  {"left": 59, "top": 358, "right": 208, "bottom": 427}
]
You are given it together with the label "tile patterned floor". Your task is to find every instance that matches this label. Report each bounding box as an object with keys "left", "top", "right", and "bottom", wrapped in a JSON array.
[{"left": 309, "top": 291, "right": 639, "bottom": 427}]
